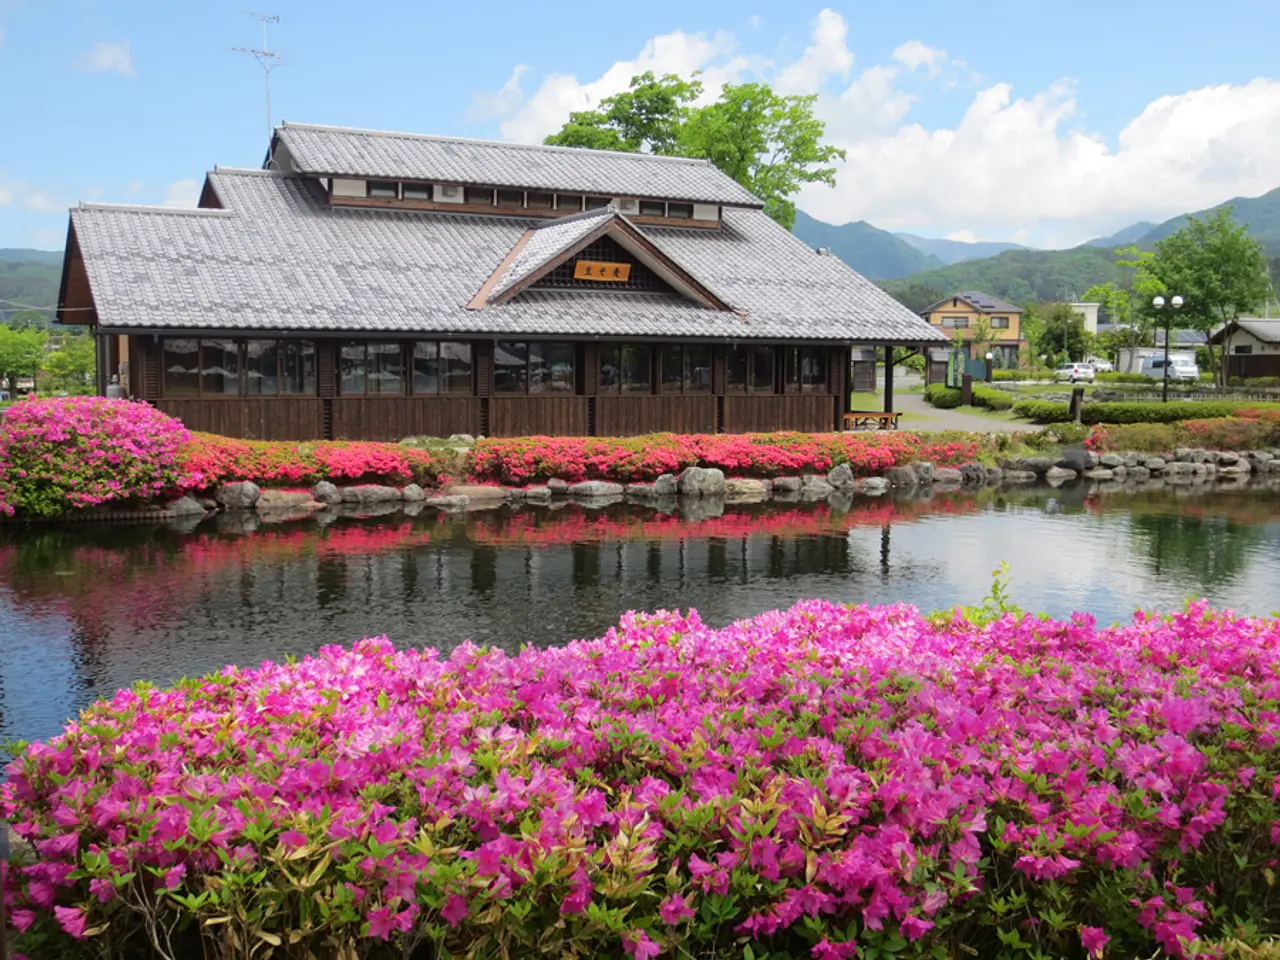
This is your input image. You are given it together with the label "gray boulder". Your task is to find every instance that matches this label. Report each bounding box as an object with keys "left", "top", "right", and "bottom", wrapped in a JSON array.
[
  {"left": 1045, "top": 466, "right": 1078, "bottom": 482},
  {"left": 958, "top": 462, "right": 987, "bottom": 485},
  {"left": 1217, "top": 451, "right": 1240, "bottom": 466},
  {"left": 401, "top": 484, "right": 427, "bottom": 502},
  {"left": 166, "top": 495, "right": 207, "bottom": 517},
  {"left": 1060, "top": 446, "right": 1098, "bottom": 472},
  {"left": 448, "top": 434, "right": 475, "bottom": 445},
  {"left": 1174, "top": 448, "right": 1195, "bottom": 463},
  {"left": 626, "top": 483, "right": 657, "bottom": 499},
  {"left": 547, "top": 478, "right": 570, "bottom": 495},
  {"left": 912, "top": 461, "right": 936, "bottom": 483},
  {"left": 1082, "top": 468, "right": 1114, "bottom": 481},
  {"left": 800, "top": 476, "right": 835, "bottom": 498},
  {"left": 679, "top": 466, "right": 726, "bottom": 498},
  {"left": 524, "top": 486, "right": 553, "bottom": 501},
  {"left": 985, "top": 466, "right": 1004, "bottom": 485},
  {"left": 1127, "top": 466, "right": 1151, "bottom": 480},
  {"left": 311, "top": 481, "right": 341, "bottom": 504},
  {"left": 257, "top": 489, "right": 322, "bottom": 512},
  {"left": 1020, "top": 457, "right": 1053, "bottom": 476},
  {"left": 425, "top": 495, "right": 469, "bottom": 510},
  {"left": 725, "top": 478, "right": 771, "bottom": 501},
  {"left": 1146, "top": 457, "right": 1167, "bottom": 473},
  {"left": 884, "top": 466, "right": 918, "bottom": 489},
  {"left": 340, "top": 484, "right": 402, "bottom": 503},
  {"left": 1099, "top": 453, "right": 1125, "bottom": 469},
  {"left": 216, "top": 481, "right": 261, "bottom": 510},
  {"left": 827, "top": 463, "right": 854, "bottom": 489},
  {"left": 857, "top": 477, "right": 888, "bottom": 496},
  {"left": 771, "top": 476, "right": 802, "bottom": 492},
  {"left": 1003, "top": 470, "right": 1038, "bottom": 484},
  {"left": 569, "top": 480, "right": 625, "bottom": 498},
  {"left": 933, "top": 467, "right": 964, "bottom": 485},
  {"left": 1124, "top": 453, "right": 1147, "bottom": 468},
  {"left": 653, "top": 474, "right": 679, "bottom": 497}
]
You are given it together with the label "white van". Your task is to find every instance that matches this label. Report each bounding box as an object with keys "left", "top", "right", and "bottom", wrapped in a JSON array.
[{"left": 1140, "top": 356, "right": 1200, "bottom": 381}]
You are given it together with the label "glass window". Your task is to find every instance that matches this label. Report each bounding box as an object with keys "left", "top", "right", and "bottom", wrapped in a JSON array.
[
  {"left": 941, "top": 316, "right": 969, "bottom": 329},
  {"left": 494, "top": 341, "right": 528, "bottom": 394},
  {"left": 530, "top": 342, "right": 574, "bottom": 394},
  {"left": 600, "top": 345, "right": 620, "bottom": 394},
  {"left": 639, "top": 200, "right": 666, "bottom": 217},
  {"left": 201, "top": 339, "right": 239, "bottom": 395},
  {"left": 991, "top": 316, "right": 1010, "bottom": 329},
  {"left": 368, "top": 181, "right": 398, "bottom": 198},
  {"left": 684, "top": 345, "right": 711, "bottom": 393},
  {"left": 1234, "top": 344, "right": 1254, "bottom": 355},
  {"left": 667, "top": 202, "right": 694, "bottom": 219},
  {"left": 465, "top": 187, "right": 494, "bottom": 206},
  {"left": 403, "top": 184, "right": 432, "bottom": 201},
  {"left": 497, "top": 189, "right": 524, "bottom": 208},
  {"left": 801, "top": 348, "right": 827, "bottom": 393},
  {"left": 162, "top": 338, "right": 200, "bottom": 396},
  {"left": 620, "top": 344, "right": 651, "bottom": 393},
  {"left": 584, "top": 196, "right": 610, "bottom": 210},
  {"left": 441, "top": 342, "right": 473, "bottom": 395},
  {"left": 526, "top": 192, "right": 554, "bottom": 210},
  {"left": 413, "top": 342, "right": 439, "bottom": 395},
  {"left": 281, "top": 341, "right": 316, "bottom": 395},
  {"left": 367, "top": 343, "right": 404, "bottom": 395},
  {"left": 752, "top": 346, "right": 775, "bottom": 393},
  {"left": 660, "top": 345, "right": 683, "bottom": 393},
  {"left": 556, "top": 195, "right": 583, "bottom": 212},
  {"left": 726, "top": 345, "right": 749, "bottom": 393},
  {"left": 340, "top": 342, "right": 366, "bottom": 395},
  {"left": 245, "top": 340, "right": 279, "bottom": 396}
]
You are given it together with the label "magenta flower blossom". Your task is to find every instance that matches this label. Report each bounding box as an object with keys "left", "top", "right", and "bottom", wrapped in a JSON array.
[
  {"left": 53, "top": 906, "right": 87, "bottom": 939},
  {"left": 1081, "top": 926, "right": 1110, "bottom": 956}
]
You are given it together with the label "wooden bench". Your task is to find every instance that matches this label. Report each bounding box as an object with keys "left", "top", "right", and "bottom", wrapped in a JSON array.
[{"left": 843, "top": 411, "right": 901, "bottom": 431}]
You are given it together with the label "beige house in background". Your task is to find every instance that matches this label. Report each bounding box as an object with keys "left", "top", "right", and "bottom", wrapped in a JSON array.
[{"left": 921, "top": 292, "right": 1025, "bottom": 367}]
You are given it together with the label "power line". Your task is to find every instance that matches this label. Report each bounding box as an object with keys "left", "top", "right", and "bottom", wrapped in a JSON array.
[{"left": 233, "top": 10, "right": 284, "bottom": 138}]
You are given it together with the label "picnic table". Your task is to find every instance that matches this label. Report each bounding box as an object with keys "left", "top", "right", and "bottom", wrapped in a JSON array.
[{"left": 843, "top": 411, "right": 901, "bottom": 431}]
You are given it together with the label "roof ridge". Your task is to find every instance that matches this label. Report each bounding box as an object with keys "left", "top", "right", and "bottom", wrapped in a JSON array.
[
  {"left": 528, "top": 206, "right": 615, "bottom": 230},
  {"left": 278, "top": 121, "right": 716, "bottom": 168},
  {"left": 77, "top": 201, "right": 234, "bottom": 217},
  {"left": 212, "top": 166, "right": 289, "bottom": 177}
]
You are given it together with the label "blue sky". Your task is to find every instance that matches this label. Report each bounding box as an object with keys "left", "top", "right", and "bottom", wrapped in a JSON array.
[{"left": 2, "top": 0, "right": 1279, "bottom": 250}]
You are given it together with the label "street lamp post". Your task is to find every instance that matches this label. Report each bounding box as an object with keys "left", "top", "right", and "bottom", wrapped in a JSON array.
[{"left": 1152, "top": 295, "right": 1184, "bottom": 403}]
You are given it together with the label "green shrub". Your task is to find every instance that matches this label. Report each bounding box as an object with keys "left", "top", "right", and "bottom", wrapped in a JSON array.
[
  {"left": 924, "top": 384, "right": 962, "bottom": 408},
  {"left": 971, "top": 385, "right": 1013, "bottom": 411},
  {"left": 1095, "top": 371, "right": 1158, "bottom": 384},
  {"left": 992, "top": 368, "right": 1054, "bottom": 382},
  {"left": 1228, "top": 376, "right": 1280, "bottom": 389},
  {"left": 1021, "top": 422, "right": 1090, "bottom": 449},
  {"left": 1013, "top": 398, "right": 1257, "bottom": 425}
]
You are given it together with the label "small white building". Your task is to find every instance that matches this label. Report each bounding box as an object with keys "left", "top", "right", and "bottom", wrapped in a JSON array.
[
  {"left": 1071, "top": 302, "right": 1100, "bottom": 335},
  {"left": 1207, "top": 318, "right": 1280, "bottom": 379}
]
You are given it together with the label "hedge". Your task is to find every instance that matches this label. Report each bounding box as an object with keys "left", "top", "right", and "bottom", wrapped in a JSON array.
[
  {"left": 971, "top": 385, "right": 1013, "bottom": 411},
  {"left": 923, "top": 384, "right": 962, "bottom": 408},
  {"left": 8, "top": 597, "right": 1280, "bottom": 960},
  {"left": 1086, "top": 410, "right": 1280, "bottom": 453},
  {"left": 992, "top": 368, "right": 1055, "bottom": 382},
  {"left": 923, "top": 384, "right": 1011, "bottom": 411},
  {"left": 1012, "top": 399, "right": 1262, "bottom": 425}
]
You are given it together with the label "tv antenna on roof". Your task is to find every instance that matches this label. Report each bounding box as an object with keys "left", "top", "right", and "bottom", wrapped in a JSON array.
[{"left": 233, "top": 9, "right": 283, "bottom": 138}]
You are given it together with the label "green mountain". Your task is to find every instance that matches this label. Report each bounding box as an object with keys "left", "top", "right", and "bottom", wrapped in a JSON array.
[
  {"left": 792, "top": 211, "right": 943, "bottom": 279},
  {"left": 1140, "top": 185, "right": 1280, "bottom": 253},
  {"left": 0, "top": 248, "right": 63, "bottom": 325},
  {"left": 1081, "top": 222, "right": 1155, "bottom": 249},
  {"left": 879, "top": 246, "right": 1122, "bottom": 310},
  {"left": 894, "top": 233, "right": 1028, "bottom": 264}
]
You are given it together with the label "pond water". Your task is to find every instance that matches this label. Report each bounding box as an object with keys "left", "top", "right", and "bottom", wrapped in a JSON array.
[{"left": 3, "top": 483, "right": 1280, "bottom": 749}]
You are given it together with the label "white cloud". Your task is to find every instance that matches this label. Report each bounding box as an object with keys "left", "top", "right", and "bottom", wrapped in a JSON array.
[
  {"left": 773, "top": 9, "right": 853, "bottom": 95},
  {"left": 748, "top": 14, "right": 762, "bottom": 29},
  {"left": 25, "top": 192, "right": 63, "bottom": 213},
  {"left": 125, "top": 179, "right": 144, "bottom": 195},
  {"left": 0, "top": 186, "right": 11, "bottom": 206},
  {"left": 469, "top": 65, "right": 529, "bottom": 123},
  {"left": 75, "top": 41, "right": 135, "bottom": 77},
  {"left": 945, "top": 229, "right": 979, "bottom": 243},
  {"left": 892, "top": 40, "right": 949, "bottom": 77},
  {"left": 804, "top": 76, "right": 1280, "bottom": 245},
  {"left": 492, "top": 29, "right": 751, "bottom": 143},
  {"left": 163, "top": 179, "right": 200, "bottom": 208}
]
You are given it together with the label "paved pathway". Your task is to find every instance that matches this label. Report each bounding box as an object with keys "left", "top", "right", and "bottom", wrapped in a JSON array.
[{"left": 892, "top": 390, "right": 1038, "bottom": 434}]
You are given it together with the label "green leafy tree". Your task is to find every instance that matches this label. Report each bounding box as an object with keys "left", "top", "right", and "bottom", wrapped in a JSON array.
[
  {"left": 1026, "top": 302, "right": 1090, "bottom": 365},
  {"left": 545, "top": 74, "right": 845, "bottom": 230},
  {"left": 1145, "top": 208, "right": 1270, "bottom": 385},
  {"left": 1084, "top": 246, "right": 1163, "bottom": 371},
  {"left": 7, "top": 308, "right": 50, "bottom": 331},
  {"left": 42, "top": 335, "right": 97, "bottom": 394},
  {"left": 0, "top": 323, "right": 47, "bottom": 393}
]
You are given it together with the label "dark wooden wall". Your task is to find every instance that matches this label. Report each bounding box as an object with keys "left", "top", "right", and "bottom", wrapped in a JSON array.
[
  {"left": 1226, "top": 354, "right": 1280, "bottom": 380},
  {"left": 128, "top": 338, "right": 865, "bottom": 441}
]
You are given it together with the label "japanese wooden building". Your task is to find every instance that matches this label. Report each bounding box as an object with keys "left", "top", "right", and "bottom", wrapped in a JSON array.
[{"left": 58, "top": 122, "right": 946, "bottom": 441}]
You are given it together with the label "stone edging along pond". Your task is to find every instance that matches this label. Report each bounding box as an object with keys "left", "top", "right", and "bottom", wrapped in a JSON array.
[{"left": 23, "top": 444, "right": 1280, "bottom": 526}]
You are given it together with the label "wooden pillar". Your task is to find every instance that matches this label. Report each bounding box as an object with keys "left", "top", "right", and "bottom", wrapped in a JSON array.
[{"left": 883, "top": 345, "right": 895, "bottom": 414}]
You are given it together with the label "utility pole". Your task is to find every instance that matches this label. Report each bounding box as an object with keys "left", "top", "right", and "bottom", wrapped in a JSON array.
[{"left": 233, "top": 10, "right": 283, "bottom": 138}]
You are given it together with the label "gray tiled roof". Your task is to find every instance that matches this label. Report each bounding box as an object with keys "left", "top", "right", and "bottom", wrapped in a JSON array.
[
  {"left": 1234, "top": 318, "right": 1280, "bottom": 343},
  {"left": 490, "top": 208, "right": 614, "bottom": 298},
  {"left": 69, "top": 168, "right": 947, "bottom": 345},
  {"left": 274, "top": 122, "right": 764, "bottom": 208}
]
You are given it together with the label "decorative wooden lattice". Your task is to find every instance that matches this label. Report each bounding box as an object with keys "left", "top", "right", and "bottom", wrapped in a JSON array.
[{"left": 535, "top": 236, "right": 667, "bottom": 292}]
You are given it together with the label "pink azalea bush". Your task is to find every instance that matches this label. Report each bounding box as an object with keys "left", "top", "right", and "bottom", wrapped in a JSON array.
[
  {"left": 6, "top": 598, "right": 1280, "bottom": 959},
  {"left": 469, "top": 432, "right": 983, "bottom": 485},
  {"left": 0, "top": 397, "right": 191, "bottom": 519}
]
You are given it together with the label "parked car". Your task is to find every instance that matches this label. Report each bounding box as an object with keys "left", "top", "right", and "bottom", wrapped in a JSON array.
[
  {"left": 1055, "top": 362, "right": 1096, "bottom": 383},
  {"left": 1140, "top": 356, "right": 1200, "bottom": 381},
  {"left": 1087, "top": 357, "right": 1114, "bottom": 373}
]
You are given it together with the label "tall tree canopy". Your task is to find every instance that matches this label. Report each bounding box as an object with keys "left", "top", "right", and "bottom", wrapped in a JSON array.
[
  {"left": 0, "top": 324, "right": 47, "bottom": 393},
  {"left": 1145, "top": 208, "right": 1270, "bottom": 384},
  {"left": 544, "top": 73, "right": 845, "bottom": 230}
]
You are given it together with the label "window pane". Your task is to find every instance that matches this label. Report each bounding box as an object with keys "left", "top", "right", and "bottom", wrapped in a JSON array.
[
  {"left": 801, "top": 348, "right": 827, "bottom": 393},
  {"left": 494, "top": 341, "right": 528, "bottom": 394},
  {"left": 684, "top": 345, "right": 711, "bottom": 393},
  {"left": 340, "top": 342, "right": 366, "bottom": 395},
  {"left": 639, "top": 200, "right": 665, "bottom": 217},
  {"left": 201, "top": 339, "right": 240, "bottom": 395},
  {"left": 441, "top": 342, "right": 473, "bottom": 395},
  {"left": 660, "top": 345, "right": 683, "bottom": 393},
  {"left": 556, "top": 195, "right": 583, "bottom": 212},
  {"left": 403, "top": 184, "right": 432, "bottom": 200},
  {"left": 668, "top": 202, "right": 694, "bottom": 219},
  {"left": 785, "top": 347, "right": 800, "bottom": 393},
  {"left": 752, "top": 346, "right": 775, "bottom": 394},
  {"left": 162, "top": 338, "right": 200, "bottom": 396},
  {"left": 584, "top": 196, "right": 610, "bottom": 210},
  {"left": 413, "top": 342, "right": 439, "bottom": 395},
  {"left": 367, "top": 342, "right": 404, "bottom": 395},
  {"left": 526, "top": 192, "right": 554, "bottom": 210},
  {"left": 245, "top": 340, "right": 279, "bottom": 396},
  {"left": 497, "top": 189, "right": 524, "bottom": 208},
  {"left": 599, "top": 346, "right": 620, "bottom": 394},
  {"left": 368, "top": 181, "right": 398, "bottom": 198},
  {"left": 726, "top": 345, "right": 748, "bottom": 392},
  {"left": 530, "top": 342, "right": 574, "bottom": 394},
  {"left": 621, "top": 344, "right": 651, "bottom": 394},
  {"left": 281, "top": 341, "right": 316, "bottom": 396},
  {"left": 465, "top": 187, "right": 494, "bottom": 206}
]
